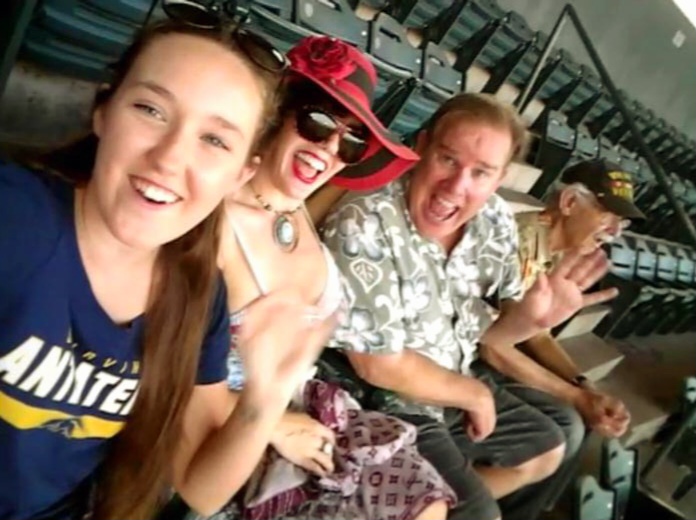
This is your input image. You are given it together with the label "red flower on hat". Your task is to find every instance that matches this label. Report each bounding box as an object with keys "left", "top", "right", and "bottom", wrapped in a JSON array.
[{"left": 288, "top": 36, "right": 357, "bottom": 81}]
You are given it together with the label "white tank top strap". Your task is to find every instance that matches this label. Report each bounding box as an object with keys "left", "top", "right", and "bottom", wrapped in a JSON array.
[
  {"left": 317, "top": 244, "right": 344, "bottom": 317},
  {"left": 225, "top": 208, "right": 269, "bottom": 295}
]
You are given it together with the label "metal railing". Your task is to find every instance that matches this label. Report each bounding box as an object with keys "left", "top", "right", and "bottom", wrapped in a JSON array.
[{"left": 514, "top": 3, "right": 696, "bottom": 248}]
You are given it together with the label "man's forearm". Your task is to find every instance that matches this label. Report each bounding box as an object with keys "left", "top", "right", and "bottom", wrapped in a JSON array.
[
  {"left": 480, "top": 301, "right": 541, "bottom": 346},
  {"left": 349, "top": 349, "right": 487, "bottom": 411},
  {"left": 478, "top": 340, "right": 582, "bottom": 405},
  {"left": 521, "top": 332, "right": 583, "bottom": 382}
]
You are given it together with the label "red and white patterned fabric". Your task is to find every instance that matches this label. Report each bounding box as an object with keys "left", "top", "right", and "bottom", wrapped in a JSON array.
[{"left": 237, "top": 380, "right": 455, "bottom": 520}]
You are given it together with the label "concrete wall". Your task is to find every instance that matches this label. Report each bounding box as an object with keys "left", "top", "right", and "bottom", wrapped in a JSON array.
[
  {"left": 497, "top": 0, "right": 696, "bottom": 140},
  {"left": 0, "top": 63, "right": 96, "bottom": 148}
]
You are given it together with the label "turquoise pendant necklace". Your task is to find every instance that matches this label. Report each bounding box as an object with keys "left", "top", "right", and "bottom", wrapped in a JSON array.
[{"left": 251, "top": 186, "right": 301, "bottom": 253}]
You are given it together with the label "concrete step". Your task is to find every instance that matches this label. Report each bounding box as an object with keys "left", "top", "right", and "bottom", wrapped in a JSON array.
[
  {"left": 557, "top": 305, "right": 612, "bottom": 340},
  {"left": 558, "top": 333, "right": 625, "bottom": 383},
  {"left": 497, "top": 186, "right": 545, "bottom": 214},
  {"left": 595, "top": 365, "right": 671, "bottom": 447},
  {"left": 501, "top": 161, "right": 543, "bottom": 194}
]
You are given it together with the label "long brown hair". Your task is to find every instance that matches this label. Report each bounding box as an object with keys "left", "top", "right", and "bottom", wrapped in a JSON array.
[{"left": 36, "top": 20, "right": 281, "bottom": 519}]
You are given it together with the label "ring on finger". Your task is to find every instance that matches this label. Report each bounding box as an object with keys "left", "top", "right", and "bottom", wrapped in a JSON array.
[{"left": 320, "top": 440, "right": 333, "bottom": 455}]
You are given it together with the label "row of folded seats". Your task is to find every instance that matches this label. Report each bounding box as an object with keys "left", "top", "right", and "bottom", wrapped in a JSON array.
[
  {"left": 19, "top": 0, "right": 155, "bottom": 81},
  {"left": 596, "top": 232, "right": 696, "bottom": 339},
  {"left": 530, "top": 108, "right": 696, "bottom": 240},
  {"left": 13, "top": 1, "right": 696, "bottom": 250},
  {"left": 526, "top": 77, "right": 695, "bottom": 246},
  {"left": 16, "top": 0, "right": 696, "bottom": 173},
  {"left": 245, "top": 0, "right": 548, "bottom": 138}
]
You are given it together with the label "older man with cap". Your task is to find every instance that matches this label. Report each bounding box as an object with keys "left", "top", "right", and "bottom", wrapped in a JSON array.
[{"left": 513, "top": 158, "right": 645, "bottom": 437}]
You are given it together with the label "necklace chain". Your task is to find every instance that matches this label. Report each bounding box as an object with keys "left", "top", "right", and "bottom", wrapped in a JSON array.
[{"left": 249, "top": 183, "right": 301, "bottom": 215}]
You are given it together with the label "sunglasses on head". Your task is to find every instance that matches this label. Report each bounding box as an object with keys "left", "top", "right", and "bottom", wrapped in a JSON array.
[
  {"left": 295, "top": 107, "right": 369, "bottom": 164},
  {"left": 161, "top": 0, "right": 288, "bottom": 73}
]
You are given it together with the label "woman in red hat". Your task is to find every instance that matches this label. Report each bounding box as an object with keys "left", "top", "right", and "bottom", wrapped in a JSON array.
[{"left": 206, "top": 36, "right": 454, "bottom": 520}]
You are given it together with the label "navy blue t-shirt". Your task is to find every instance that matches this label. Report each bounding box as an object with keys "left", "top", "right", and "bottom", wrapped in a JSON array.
[{"left": 0, "top": 162, "right": 230, "bottom": 520}]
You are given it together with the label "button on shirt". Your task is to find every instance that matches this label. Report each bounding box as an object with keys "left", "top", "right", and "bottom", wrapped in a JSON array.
[{"left": 323, "top": 177, "right": 524, "bottom": 419}]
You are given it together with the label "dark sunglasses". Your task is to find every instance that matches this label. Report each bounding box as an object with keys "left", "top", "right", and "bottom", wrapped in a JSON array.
[
  {"left": 161, "top": 0, "right": 288, "bottom": 73},
  {"left": 295, "top": 107, "right": 369, "bottom": 164}
]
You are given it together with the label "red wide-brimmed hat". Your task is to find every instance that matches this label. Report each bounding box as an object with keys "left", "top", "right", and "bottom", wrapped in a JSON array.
[{"left": 286, "top": 36, "right": 419, "bottom": 191}]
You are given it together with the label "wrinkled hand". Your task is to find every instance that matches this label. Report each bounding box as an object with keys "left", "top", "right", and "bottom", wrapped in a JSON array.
[
  {"left": 465, "top": 381, "right": 497, "bottom": 442},
  {"left": 575, "top": 389, "right": 630, "bottom": 438},
  {"left": 237, "top": 289, "right": 338, "bottom": 398},
  {"left": 520, "top": 249, "right": 619, "bottom": 330},
  {"left": 271, "top": 412, "right": 336, "bottom": 477}
]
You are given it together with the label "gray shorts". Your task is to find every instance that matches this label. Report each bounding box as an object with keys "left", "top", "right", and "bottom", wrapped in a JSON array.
[{"left": 395, "top": 365, "right": 568, "bottom": 520}]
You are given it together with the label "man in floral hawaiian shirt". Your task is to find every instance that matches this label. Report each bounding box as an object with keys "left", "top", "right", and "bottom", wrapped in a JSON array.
[{"left": 322, "top": 93, "right": 618, "bottom": 520}]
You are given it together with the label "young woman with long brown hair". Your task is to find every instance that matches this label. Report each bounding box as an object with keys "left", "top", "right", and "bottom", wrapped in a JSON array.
[{"left": 0, "top": 16, "right": 331, "bottom": 520}]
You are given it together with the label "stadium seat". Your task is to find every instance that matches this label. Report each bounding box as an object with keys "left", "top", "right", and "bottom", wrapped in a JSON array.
[
  {"left": 600, "top": 439, "right": 637, "bottom": 520},
  {"left": 367, "top": 13, "right": 420, "bottom": 100},
  {"left": 31, "top": 1, "right": 139, "bottom": 56},
  {"left": 251, "top": 0, "right": 295, "bottom": 20},
  {"left": 672, "top": 140, "right": 696, "bottom": 179},
  {"left": 608, "top": 234, "right": 639, "bottom": 281},
  {"left": 345, "top": 0, "right": 388, "bottom": 10},
  {"left": 373, "top": 40, "right": 462, "bottom": 138},
  {"left": 574, "top": 476, "right": 615, "bottom": 520},
  {"left": 632, "top": 242, "right": 685, "bottom": 335},
  {"left": 483, "top": 30, "right": 548, "bottom": 95},
  {"left": 21, "top": 25, "right": 114, "bottom": 81},
  {"left": 585, "top": 90, "right": 620, "bottom": 138},
  {"left": 605, "top": 236, "right": 678, "bottom": 338},
  {"left": 522, "top": 49, "right": 583, "bottom": 114},
  {"left": 529, "top": 110, "right": 575, "bottom": 198},
  {"left": 421, "top": 41, "right": 464, "bottom": 96},
  {"left": 656, "top": 130, "right": 685, "bottom": 167},
  {"left": 387, "top": 0, "right": 453, "bottom": 29},
  {"left": 572, "top": 127, "right": 600, "bottom": 163},
  {"left": 645, "top": 174, "right": 687, "bottom": 240},
  {"left": 564, "top": 68, "right": 603, "bottom": 128},
  {"left": 629, "top": 159, "right": 654, "bottom": 206},
  {"left": 600, "top": 234, "right": 672, "bottom": 338},
  {"left": 421, "top": 0, "right": 506, "bottom": 55},
  {"left": 449, "top": 10, "right": 534, "bottom": 74},
  {"left": 295, "top": 0, "right": 369, "bottom": 49},
  {"left": 650, "top": 243, "right": 696, "bottom": 334},
  {"left": 531, "top": 127, "right": 600, "bottom": 198},
  {"left": 598, "top": 135, "right": 622, "bottom": 164},
  {"left": 18, "top": 0, "right": 144, "bottom": 80},
  {"left": 249, "top": 0, "right": 369, "bottom": 53},
  {"left": 605, "top": 98, "right": 644, "bottom": 148},
  {"left": 246, "top": 1, "right": 309, "bottom": 53},
  {"left": 83, "top": 0, "right": 155, "bottom": 25}
]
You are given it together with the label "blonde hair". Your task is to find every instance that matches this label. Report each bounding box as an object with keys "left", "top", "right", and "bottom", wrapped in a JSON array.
[{"left": 422, "top": 93, "right": 529, "bottom": 163}]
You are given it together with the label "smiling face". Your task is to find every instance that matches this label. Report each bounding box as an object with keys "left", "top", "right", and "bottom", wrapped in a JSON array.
[
  {"left": 260, "top": 99, "right": 367, "bottom": 203},
  {"left": 87, "top": 33, "right": 265, "bottom": 250},
  {"left": 559, "top": 188, "right": 629, "bottom": 254},
  {"left": 408, "top": 113, "right": 513, "bottom": 250}
]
